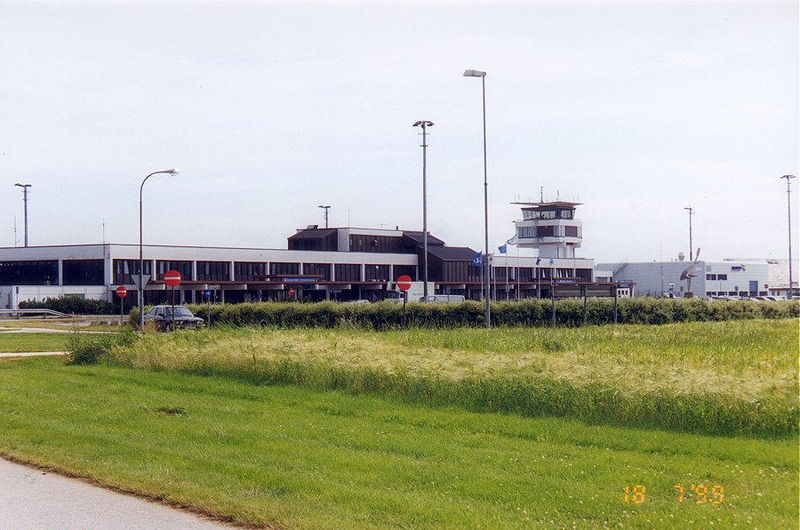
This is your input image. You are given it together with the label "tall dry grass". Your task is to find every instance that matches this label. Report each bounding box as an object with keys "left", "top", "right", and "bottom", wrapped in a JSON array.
[{"left": 108, "top": 319, "right": 798, "bottom": 436}]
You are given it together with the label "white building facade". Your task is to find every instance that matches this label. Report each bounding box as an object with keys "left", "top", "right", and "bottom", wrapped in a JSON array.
[{"left": 596, "top": 260, "right": 770, "bottom": 299}]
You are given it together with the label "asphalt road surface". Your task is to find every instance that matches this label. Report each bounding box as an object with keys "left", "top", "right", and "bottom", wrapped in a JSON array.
[{"left": 0, "top": 458, "right": 231, "bottom": 529}]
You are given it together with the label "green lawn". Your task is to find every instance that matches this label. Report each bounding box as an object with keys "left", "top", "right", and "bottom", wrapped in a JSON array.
[
  {"left": 0, "top": 332, "right": 71, "bottom": 352},
  {"left": 108, "top": 319, "right": 799, "bottom": 436},
  {"left": 0, "top": 357, "right": 795, "bottom": 529}
]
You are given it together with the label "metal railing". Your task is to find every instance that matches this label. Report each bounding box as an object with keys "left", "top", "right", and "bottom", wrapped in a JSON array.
[{"left": 0, "top": 309, "right": 70, "bottom": 319}]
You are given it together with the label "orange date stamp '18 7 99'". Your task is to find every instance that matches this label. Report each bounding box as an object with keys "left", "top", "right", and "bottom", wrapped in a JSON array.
[{"left": 622, "top": 484, "right": 725, "bottom": 505}]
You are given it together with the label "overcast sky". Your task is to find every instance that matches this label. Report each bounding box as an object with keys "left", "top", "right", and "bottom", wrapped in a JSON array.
[{"left": 1, "top": 0, "right": 797, "bottom": 262}]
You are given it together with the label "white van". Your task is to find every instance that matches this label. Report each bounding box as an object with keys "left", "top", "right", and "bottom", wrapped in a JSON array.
[{"left": 419, "top": 294, "right": 466, "bottom": 303}]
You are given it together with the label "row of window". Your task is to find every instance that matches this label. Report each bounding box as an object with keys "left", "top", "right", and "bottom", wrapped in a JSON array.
[
  {"left": 110, "top": 260, "right": 403, "bottom": 284},
  {"left": 705, "top": 274, "right": 728, "bottom": 281},
  {"left": 706, "top": 291, "right": 768, "bottom": 297},
  {"left": 516, "top": 225, "right": 580, "bottom": 238},
  {"left": 441, "top": 265, "right": 593, "bottom": 283},
  {"left": 0, "top": 260, "right": 106, "bottom": 286},
  {"left": 3, "top": 259, "right": 591, "bottom": 287},
  {"left": 349, "top": 235, "right": 405, "bottom": 253},
  {"left": 521, "top": 209, "right": 575, "bottom": 220}
]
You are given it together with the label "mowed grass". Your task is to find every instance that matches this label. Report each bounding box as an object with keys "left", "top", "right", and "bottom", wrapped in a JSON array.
[
  {"left": 0, "top": 357, "right": 796, "bottom": 529},
  {"left": 0, "top": 331, "right": 71, "bottom": 352},
  {"left": 108, "top": 319, "right": 799, "bottom": 436}
]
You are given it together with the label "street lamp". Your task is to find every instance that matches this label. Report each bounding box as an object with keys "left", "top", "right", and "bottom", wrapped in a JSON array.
[
  {"left": 463, "top": 68, "right": 491, "bottom": 328},
  {"left": 781, "top": 175, "right": 796, "bottom": 299},
  {"left": 318, "top": 205, "right": 331, "bottom": 229},
  {"left": 684, "top": 206, "right": 694, "bottom": 261},
  {"left": 413, "top": 120, "right": 434, "bottom": 300},
  {"left": 14, "top": 183, "right": 31, "bottom": 247},
  {"left": 139, "top": 168, "right": 179, "bottom": 328}
]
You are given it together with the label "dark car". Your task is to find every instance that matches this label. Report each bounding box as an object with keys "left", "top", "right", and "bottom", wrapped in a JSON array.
[{"left": 144, "top": 305, "right": 204, "bottom": 331}]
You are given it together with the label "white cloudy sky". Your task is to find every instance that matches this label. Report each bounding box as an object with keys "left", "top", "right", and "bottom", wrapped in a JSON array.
[{"left": 0, "top": 0, "right": 797, "bottom": 262}]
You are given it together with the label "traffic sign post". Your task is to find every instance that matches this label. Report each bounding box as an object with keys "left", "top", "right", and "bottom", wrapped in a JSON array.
[
  {"left": 163, "top": 270, "right": 182, "bottom": 326},
  {"left": 203, "top": 284, "right": 211, "bottom": 326},
  {"left": 396, "top": 275, "right": 412, "bottom": 326},
  {"left": 115, "top": 286, "right": 128, "bottom": 326}
]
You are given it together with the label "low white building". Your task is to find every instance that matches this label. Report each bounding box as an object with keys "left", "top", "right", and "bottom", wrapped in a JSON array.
[
  {"left": 723, "top": 258, "right": 798, "bottom": 297},
  {"left": 596, "top": 260, "right": 770, "bottom": 299}
]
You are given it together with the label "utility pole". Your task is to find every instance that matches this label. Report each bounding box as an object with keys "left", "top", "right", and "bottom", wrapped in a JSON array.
[
  {"left": 781, "top": 175, "right": 796, "bottom": 299},
  {"left": 413, "top": 120, "right": 434, "bottom": 300},
  {"left": 14, "top": 183, "right": 31, "bottom": 247},
  {"left": 684, "top": 206, "right": 694, "bottom": 261},
  {"left": 318, "top": 205, "right": 331, "bottom": 229}
]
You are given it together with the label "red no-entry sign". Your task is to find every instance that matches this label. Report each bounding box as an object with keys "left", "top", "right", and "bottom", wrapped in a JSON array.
[
  {"left": 115, "top": 286, "right": 127, "bottom": 298},
  {"left": 396, "top": 275, "right": 412, "bottom": 292},
  {"left": 164, "top": 270, "right": 182, "bottom": 287}
]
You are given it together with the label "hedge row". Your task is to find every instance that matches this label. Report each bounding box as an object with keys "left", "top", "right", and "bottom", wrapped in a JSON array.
[
  {"left": 19, "top": 296, "right": 119, "bottom": 315},
  {"left": 131, "top": 298, "right": 798, "bottom": 329}
]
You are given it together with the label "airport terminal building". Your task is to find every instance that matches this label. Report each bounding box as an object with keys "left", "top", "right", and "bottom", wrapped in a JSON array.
[{"left": 0, "top": 202, "right": 613, "bottom": 309}]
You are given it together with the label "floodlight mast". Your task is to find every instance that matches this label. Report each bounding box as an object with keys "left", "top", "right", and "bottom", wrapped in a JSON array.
[
  {"left": 684, "top": 207, "right": 694, "bottom": 261},
  {"left": 782, "top": 175, "right": 796, "bottom": 299},
  {"left": 413, "top": 120, "right": 434, "bottom": 300},
  {"left": 318, "top": 205, "right": 331, "bottom": 229},
  {"left": 14, "top": 183, "right": 31, "bottom": 247}
]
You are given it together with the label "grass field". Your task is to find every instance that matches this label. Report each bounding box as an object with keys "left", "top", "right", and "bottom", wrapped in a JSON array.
[
  {"left": 107, "top": 319, "right": 798, "bottom": 436},
  {"left": 0, "top": 331, "right": 72, "bottom": 352},
  {"left": 0, "top": 357, "right": 796, "bottom": 529}
]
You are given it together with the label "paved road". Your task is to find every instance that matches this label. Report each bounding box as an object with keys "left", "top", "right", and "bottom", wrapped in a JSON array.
[
  {"left": 0, "top": 327, "right": 112, "bottom": 333},
  {"left": 0, "top": 458, "right": 231, "bottom": 529},
  {"left": 0, "top": 351, "right": 67, "bottom": 358}
]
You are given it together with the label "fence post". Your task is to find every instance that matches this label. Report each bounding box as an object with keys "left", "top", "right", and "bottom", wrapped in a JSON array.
[{"left": 582, "top": 285, "right": 587, "bottom": 325}]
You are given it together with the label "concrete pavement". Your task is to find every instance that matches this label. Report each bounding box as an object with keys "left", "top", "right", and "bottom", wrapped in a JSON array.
[
  {"left": 0, "top": 458, "right": 232, "bottom": 529},
  {"left": 0, "top": 351, "right": 67, "bottom": 358}
]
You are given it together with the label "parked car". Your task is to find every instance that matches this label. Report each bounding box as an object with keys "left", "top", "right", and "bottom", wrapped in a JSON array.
[
  {"left": 419, "top": 294, "right": 466, "bottom": 303},
  {"left": 144, "top": 305, "right": 204, "bottom": 331}
]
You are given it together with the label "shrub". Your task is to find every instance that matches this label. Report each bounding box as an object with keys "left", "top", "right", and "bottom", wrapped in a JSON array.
[
  {"left": 171, "top": 298, "right": 797, "bottom": 329},
  {"left": 66, "top": 329, "right": 137, "bottom": 365},
  {"left": 20, "top": 296, "right": 117, "bottom": 315}
]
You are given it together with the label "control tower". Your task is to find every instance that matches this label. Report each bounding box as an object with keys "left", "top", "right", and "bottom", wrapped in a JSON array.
[{"left": 512, "top": 201, "right": 582, "bottom": 259}]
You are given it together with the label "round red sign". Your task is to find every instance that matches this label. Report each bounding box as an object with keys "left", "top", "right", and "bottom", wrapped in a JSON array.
[
  {"left": 288, "top": 287, "right": 296, "bottom": 296},
  {"left": 115, "top": 286, "right": 127, "bottom": 298},
  {"left": 396, "top": 275, "right": 412, "bottom": 292},
  {"left": 163, "top": 270, "right": 182, "bottom": 287}
]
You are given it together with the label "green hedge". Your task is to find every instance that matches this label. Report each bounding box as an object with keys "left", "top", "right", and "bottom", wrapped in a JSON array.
[
  {"left": 19, "top": 296, "right": 118, "bottom": 315},
  {"left": 130, "top": 298, "right": 798, "bottom": 329}
]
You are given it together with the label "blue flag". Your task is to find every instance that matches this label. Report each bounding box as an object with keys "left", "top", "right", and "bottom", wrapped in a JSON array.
[
  {"left": 498, "top": 244, "right": 507, "bottom": 254},
  {"left": 549, "top": 257, "right": 555, "bottom": 266},
  {"left": 471, "top": 252, "right": 483, "bottom": 267},
  {"left": 535, "top": 256, "right": 541, "bottom": 265}
]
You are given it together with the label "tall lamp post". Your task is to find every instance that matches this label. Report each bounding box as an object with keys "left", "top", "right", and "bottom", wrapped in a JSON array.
[
  {"left": 463, "top": 68, "right": 491, "bottom": 328},
  {"left": 413, "top": 120, "right": 434, "bottom": 300},
  {"left": 781, "top": 175, "right": 796, "bottom": 299},
  {"left": 684, "top": 206, "right": 694, "bottom": 261},
  {"left": 139, "top": 169, "right": 179, "bottom": 328},
  {"left": 318, "top": 205, "right": 331, "bottom": 228},
  {"left": 14, "top": 183, "right": 31, "bottom": 247}
]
